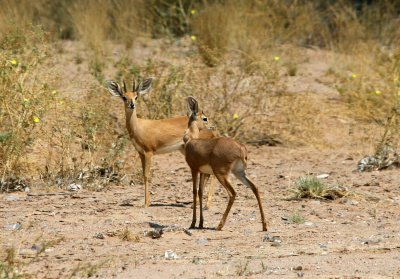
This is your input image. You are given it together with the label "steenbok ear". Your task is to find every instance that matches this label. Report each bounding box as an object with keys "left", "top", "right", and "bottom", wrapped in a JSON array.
[
  {"left": 187, "top": 96, "right": 199, "bottom": 117},
  {"left": 137, "top": 78, "right": 154, "bottom": 95},
  {"left": 107, "top": 81, "right": 123, "bottom": 97},
  {"left": 132, "top": 78, "right": 138, "bottom": 92}
]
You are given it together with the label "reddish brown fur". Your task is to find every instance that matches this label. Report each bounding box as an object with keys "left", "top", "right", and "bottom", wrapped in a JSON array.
[{"left": 184, "top": 97, "right": 267, "bottom": 231}]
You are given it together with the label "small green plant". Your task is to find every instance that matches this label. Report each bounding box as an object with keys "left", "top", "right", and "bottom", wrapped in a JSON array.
[
  {"left": 288, "top": 212, "right": 305, "bottom": 224},
  {"left": 292, "top": 175, "right": 351, "bottom": 200},
  {"left": 0, "top": 247, "right": 21, "bottom": 279},
  {"left": 69, "top": 259, "right": 109, "bottom": 278},
  {"left": 89, "top": 58, "right": 105, "bottom": 84},
  {"left": 294, "top": 176, "right": 326, "bottom": 199},
  {"left": 235, "top": 260, "right": 249, "bottom": 276}
]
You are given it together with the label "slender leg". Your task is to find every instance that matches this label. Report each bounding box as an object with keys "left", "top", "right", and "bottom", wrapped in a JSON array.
[
  {"left": 190, "top": 169, "right": 199, "bottom": 229},
  {"left": 139, "top": 152, "right": 153, "bottom": 208},
  {"left": 235, "top": 170, "right": 268, "bottom": 231},
  {"left": 205, "top": 175, "right": 215, "bottom": 210},
  {"left": 214, "top": 174, "right": 236, "bottom": 231},
  {"left": 199, "top": 174, "right": 207, "bottom": 228}
]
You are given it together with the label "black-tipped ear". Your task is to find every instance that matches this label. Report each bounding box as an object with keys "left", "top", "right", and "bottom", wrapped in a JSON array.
[
  {"left": 187, "top": 96, "right": 199, "bottom": 116},
  {"left": 106, "top": 81, "right": 123, "bottom": 97},
  {"left": 137, "top": 78, "right": 154, "bottom": 95},
  {"left": 123, "top": 80, "right": 127, "bottom": 93}
]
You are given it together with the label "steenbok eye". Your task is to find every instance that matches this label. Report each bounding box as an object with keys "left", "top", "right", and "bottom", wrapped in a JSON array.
[{"left": 202, "top": 117, "right": 208, "bottom": 122}]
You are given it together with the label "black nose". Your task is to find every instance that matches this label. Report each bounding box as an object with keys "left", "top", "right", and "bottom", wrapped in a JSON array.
[{"left": 129, "top": 103, "right": 135, "bottom": 109}]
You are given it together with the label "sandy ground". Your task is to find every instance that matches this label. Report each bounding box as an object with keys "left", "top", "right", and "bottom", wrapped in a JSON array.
[
  {"left": 1, "top": 41, "right": 400, "bottom": 278},
  {"left": 1, "top": 145, "right": 400, "bottom": 278}
]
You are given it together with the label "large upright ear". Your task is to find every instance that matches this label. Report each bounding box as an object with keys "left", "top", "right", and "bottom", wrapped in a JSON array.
[
  {"left": 187, "top": 96, "right": 199, "bottom": 117},
  {"left": 106, "top": 81, "right": 123, "bottom": 97},
  {"left": 136, "top": 77, "right": 154, "bottom": 95},
  {"left": 132, "top": 78, "right": 138, "bottom": 92}
]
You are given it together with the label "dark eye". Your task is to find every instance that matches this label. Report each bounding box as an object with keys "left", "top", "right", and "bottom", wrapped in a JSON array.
[
  {"left": 202, "top": 117, "right": 208, "bottom": 122},
  {"left": 122, "top": 96, "right": 127, "bottom": 101},
  {"left": 135, "top": 96, "right": 138, "bottom": 100}
]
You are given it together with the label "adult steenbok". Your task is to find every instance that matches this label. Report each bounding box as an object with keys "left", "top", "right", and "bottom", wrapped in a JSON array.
[
  {"left": 107, "top": 78, "right": 215, "bottom": 208},
  {"left": 183, "top": 96, "right": 268, "bottom": 231}
]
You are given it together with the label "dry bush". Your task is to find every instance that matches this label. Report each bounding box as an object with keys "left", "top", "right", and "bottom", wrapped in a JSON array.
[
  {"left": 0, "top": 0, "right": 39, "bottom": 31},
  {"left": 68, "top": 1, "right": 110, "bottom": 56},
  {"left": 191, "top": 1, "right": 233, "bottom": 66},
  {"left": 0, "top": 23, "right": 127, "bottom": 191},
  {"left": 108, "top": 0, "right": 148, "bottom": 49},
  {"left": 39, "top": 85, "right": 127, "bottom": 190},
  {"left": 148, "top": 0, "right": 194, "bottom": 37},
  {"left": 0, "top": 24, "right": 56, "bottom": 184}
]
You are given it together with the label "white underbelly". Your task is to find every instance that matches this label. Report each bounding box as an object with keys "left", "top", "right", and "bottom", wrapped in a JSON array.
[
  {"left": 154, "top": 142, "right": 183, "bottom": 155},
  {"left": 199, "top": 164, "right": 214, "bottom": 175}
]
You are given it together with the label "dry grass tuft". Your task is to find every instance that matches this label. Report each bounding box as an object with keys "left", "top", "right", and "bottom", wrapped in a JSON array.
[
  {"left": 119, "top": 227, "right": 140, "bottom": 242},
  {"left": 291, "top": 176, "right": 351, "bottom": 200}
]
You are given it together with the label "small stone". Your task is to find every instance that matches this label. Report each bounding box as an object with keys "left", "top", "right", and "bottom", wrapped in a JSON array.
[
  {"left": 319, "top": 243, "right": 327, "bottom": 249},
  {"left": 31, "top": 244, "right": 42, "bottom": 251},
  {"left": 67, "top": 183, "right": 81, "bottom": 192},
  {"left": 263, "top": 234, "right": 282, "bottom": 243},
  {"left": 120, "top": 199, "right": 134, "bottom": 206},
  {"left": 304, "top": 221, "right": 314, "bottom": 226},
  {"left": 164, "top": 250, "right": 179, "bottom": 260},
  {"left": 5, "top": 195, "right": 18, "bottom": 201},
  {"left": 293, "top": 266, "right": 303, "bottom": 271},
  {"left": 146, "top": 229, "right": 163, "bottom": 239},
  {"left": 94, "top": 232, "right": 105, "bottom": 239},
  {"left": 297, "top": 272, "right": 305, "bottom": 277},
  {"left": 196, "top": 238, "right": 208, "bottom": 245},
  {"left": 192, "top": 256, "right": 202, "bottom": 265},
  {"left": 6, "top": 223, "right": 21, "bottom": 230},
  {"left": 316, "top": 173, "right": 329, "bottom": 179}
]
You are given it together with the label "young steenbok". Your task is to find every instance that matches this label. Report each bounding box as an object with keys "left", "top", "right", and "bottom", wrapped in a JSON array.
[
  {"left": 107, "top": 78, "right": 215, "bottom": 208},
  {"left": 184, "top": 96, "right": 268, "bottom": 231}
]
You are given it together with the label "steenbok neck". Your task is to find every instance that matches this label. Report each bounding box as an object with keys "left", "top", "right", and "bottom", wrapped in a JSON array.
[{"left": 187, "top": 116, "right": 200, "bottom": 141}]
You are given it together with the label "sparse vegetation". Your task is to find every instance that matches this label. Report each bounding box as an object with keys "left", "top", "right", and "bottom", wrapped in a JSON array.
[
  {"left": 288, "top": 212, "right": 306, "bottom": 224},
  {"left": 292, "top": 176, "right": 351, "bottom": 200},
  {"left": 120, "top": 227, "right": 140, "bottom": 242},
  {"left": 69, "top": 259, "right": 110, "bottom": 278},
  {"left": 0, "top": 0, "right": 398, "bottom": 190},
  {"left": 1, "top": 1, "right": 400, "bottom": 277},
  {"left": 0, "top": 248, "right": 21, "bottom": 279}
]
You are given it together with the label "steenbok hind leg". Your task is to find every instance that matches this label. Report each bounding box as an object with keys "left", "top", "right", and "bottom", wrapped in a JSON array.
[{"left": 234, "top": 170, "right": 268, "bottom": 231}]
